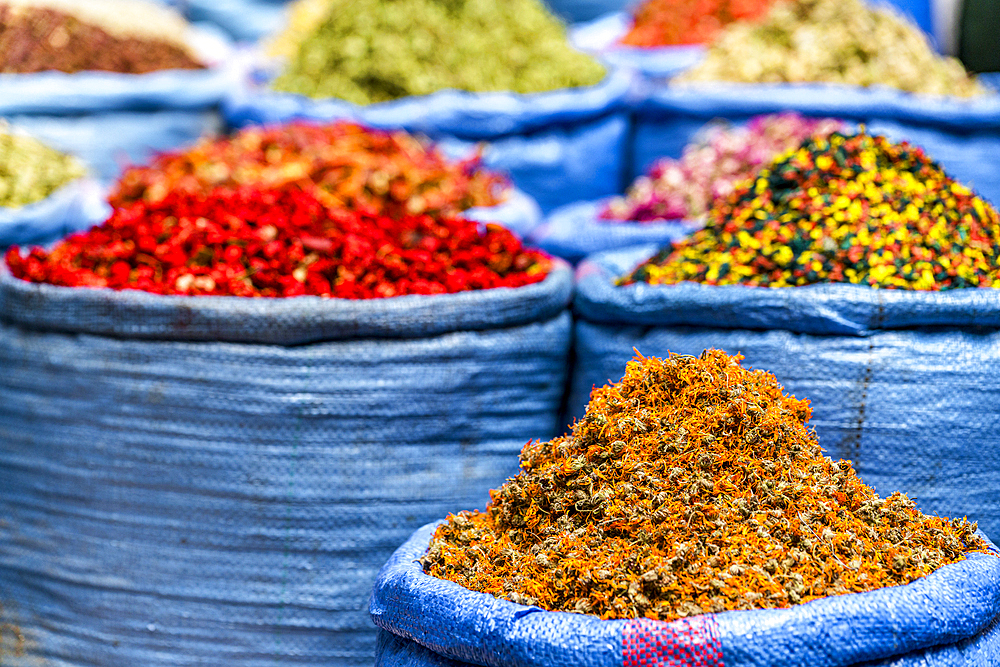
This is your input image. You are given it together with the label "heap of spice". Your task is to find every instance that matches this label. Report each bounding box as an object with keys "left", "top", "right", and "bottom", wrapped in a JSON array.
[
  {"left": 620, "top": 131, "right": 1000, "bottom": 290},
  {"left": 621, "top": 0, "right": 775, "bottom": 48},
  {"left": 6, "top": 187, "right": 551, "bottom": 298},
  {"left": 0, "top": 129, "right": 85, "bottom": 208},
  {"left": 110, "top": 121, "right": 508, "bottom": 219},
  {"left": 422, "top": 350, "right": 991, "bottom": 621},
  {"left": 675, "top": 0, "right": 986, "bottom": 97},
  {"left": 269, "top": 0, "right": 606, "bottom": 104},
  {"left": 0, "top": 0, "right": 203, "bottom": 74},
  {"left": 603, "top": 112, "right": 842, "bottom": 222}
]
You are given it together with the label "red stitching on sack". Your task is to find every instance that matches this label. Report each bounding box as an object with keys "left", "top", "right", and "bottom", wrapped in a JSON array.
[{"left": 623, "top": 616, "right": 723, "bottom": 667}]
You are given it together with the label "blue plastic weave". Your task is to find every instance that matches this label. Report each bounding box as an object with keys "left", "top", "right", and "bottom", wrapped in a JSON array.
[{"left": 372, "top": 523, "right": 1000, "bottom": 667}]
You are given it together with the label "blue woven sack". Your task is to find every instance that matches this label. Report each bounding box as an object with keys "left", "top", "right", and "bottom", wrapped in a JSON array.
[
  {"left": 185, "top": 0, "right": 289, "bottom": 42},
  {"left": 5, "top": 109, "right": 222, "bottom": 181},
  {"left": 371, "top": 522, "right": 1000, "bottom": 667},
  {"left": 0, "top": 261, "right": 573, "bottom": 666},
  {"left": 544, "top": 0, "right": 632, "bottom": 24},
  {"left": 223, "top": 70, "right": 634, "bottom": 214},
  {"left": 632, "top": 82, "right": 1000, "bottom": 206},
  {"left": 0, "top": 176, "right": 109, "bottom": 247},
  {"left": 569, "top": 245, "right": 1000, "bottom": 542},
  {"left": 570, "top": 12, "right": 706, "bottom": 79},
  {"left": 528, "top": 198, "right": 700, "bottom": 263},
  {"left": 464, "top": 188, "right": 543, "bottom": 240}
]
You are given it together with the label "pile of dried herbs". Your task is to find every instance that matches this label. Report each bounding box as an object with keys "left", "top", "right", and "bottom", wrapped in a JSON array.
[
  {"left": 0, "top": 128, "right": 85, "bottom": 208},
  {"left": 675, "top": 0, "right": 986, "bottom": 97},
  {"left": 0, "top": 0, "right": 203, "bottom": 74},
  {"left": 422, "top": 350, "right": 991, "bottom": 621},
  {"left": 269, "top": 0, "right": 606, "bottom": 104}
]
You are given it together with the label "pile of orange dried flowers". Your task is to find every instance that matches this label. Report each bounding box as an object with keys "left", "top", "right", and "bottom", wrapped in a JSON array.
[{"left": 422, "top": 350, "right": 990, "bottom": 620}]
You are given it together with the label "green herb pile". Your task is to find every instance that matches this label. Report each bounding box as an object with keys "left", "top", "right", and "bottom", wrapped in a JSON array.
[
  {"left": 0, "top": 130, "right": 85, "bottom": 208},
  {"left": 270, "top": 0, "right": 606, "bottom": 104}
]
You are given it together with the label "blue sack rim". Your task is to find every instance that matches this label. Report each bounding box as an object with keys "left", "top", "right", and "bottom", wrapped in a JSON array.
[
  {"left": 222, "top": 67, "right": 635, "bottom": 140},
  {"left": 529, "top": 198, "right": 702, "bottom": 263},
  {"left": 0, "top": 28, "right": 242, "bottom": 115},
  {"left": 573, "top": 245, "right": 1000, "bottom": 336},
  {"left": 636, "top": 81, "right": 1000, "bottom": 131},
  {"left": 371, "top": 522, "right": 1000, "bottom": 667},
  {"left": 0, "top": 256, "right": 573, "bottom": 344},
  {"left": 570, "top": 12, "right": 707, "bottom": 79},
  {"left": 0, "top": 177, "right": 109, "bottom": 247}
]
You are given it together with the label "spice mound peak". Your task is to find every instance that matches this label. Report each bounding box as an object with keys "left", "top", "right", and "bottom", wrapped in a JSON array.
[
  {"left": 622, "top": 131, "right": 1000, "bottom": 290},
  {"left": 422, "top": 350, "right": 991, "bottom": 621}
]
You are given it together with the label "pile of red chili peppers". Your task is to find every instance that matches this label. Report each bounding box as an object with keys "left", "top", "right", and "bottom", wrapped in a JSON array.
[
  {"left": 6, "top": 187, "right": 551, "bottom": 298},
  {"left": 621, "top": 0, "right": 775, "bottom": 47},
  {"left": 110, "top": 121, "right": 508, "bottom": 220}
]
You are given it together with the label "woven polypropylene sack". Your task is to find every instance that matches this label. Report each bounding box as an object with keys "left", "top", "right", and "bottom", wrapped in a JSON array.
[
  {"left": 569, "top": 245, "right": 1000, "bottom": 542},
  {"left": 223, "top": 70, "right": 634, "bottom": 213},
  {"left": 543, "top": 0, "right": 631, "bottom": 24},
  {"left": 632, "top": 83, "right": 1000, "bottom": 206},
  {"left": 528, "top": 198, "right": 701, "bottom": 263},
  {"left": 461, "top": 188, "right": 543, "bottom": 240},
  {"left": 0, "top": 262, "right": 573, "bottom": 666},
  {"left": 6, "top": 110, "right": 222, "bottom": 181},
  {"left": 371, "top": 523, "right": 1000, "bottom": 667},
  {"left": 186, "top": 0, "right": 289, "bottom": 42},
  {"left": 570, "top": 13, "right": 706, "bottom": 79},
  {"left": 0, "top": 177, "right": 109, "bottom": 247}
]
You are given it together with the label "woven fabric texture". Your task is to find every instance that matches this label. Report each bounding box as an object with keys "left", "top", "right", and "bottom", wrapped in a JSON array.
[
  {"left": 0, "top": 260, "right": 573, "bottom": 343},
  {"left": 0, "top": 177, "right": 109, "bottom": 247},
  {"left": 222, "top": 70, "right": 633, "bottom": 213},
  {"left": 0, "top": 274, "right": 572, "bottom": 665},
  {"left": 623, "top": 618, "right": 723, "bottom": 667},
  {"left": 6, "top": 110, "right": 223, "bottom": 181},
  {"left": 632, "top": 83, "right": 1000, "bottom": 210},
  {"left": 570, "top": 246, "right": 1000, "bottom": 541},
  {"left": 462, "top": 187, "right": 544, "bottom": 240},
  {"left": 372, "top": 524, "right": 1000, "bottom": 667},
  {"left": 570, "top": 13, "right": 706, "bottom": 80},
  {"left": 528, "top": 199, "right": 702, "bottom": 263}
]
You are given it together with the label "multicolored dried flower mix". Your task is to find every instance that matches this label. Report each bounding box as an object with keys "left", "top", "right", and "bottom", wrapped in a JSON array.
[
  {"left": 603, "top": 113, "right": 842, "bottom": 222},
  {"left": 622, "top": 131, "right": 1000, "bottom": 290}
]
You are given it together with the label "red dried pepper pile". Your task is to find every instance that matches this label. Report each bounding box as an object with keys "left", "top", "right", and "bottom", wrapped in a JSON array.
[
  {"left": 6, "top": 187, "right": 551, "bottom": 298},
  {"left": 621, "top": 0, "right": 775, "bottom": 48},
  {"left": 111, "top": 121, "right": 507, "bottom": 220},
  {"left": 0, "top": 4, "right": 203, "bottom": 74}
]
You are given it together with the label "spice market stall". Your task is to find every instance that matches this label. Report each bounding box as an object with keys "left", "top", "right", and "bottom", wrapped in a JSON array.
[
  {"left": 571, "top": 130, "right": 1000, "bottom": 542},
  {"left": 0, "top": 124, "right": 570, "bottom": 665},
  {"left": 372, "top": 352, "right": 1000, "bottom": 666}
]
